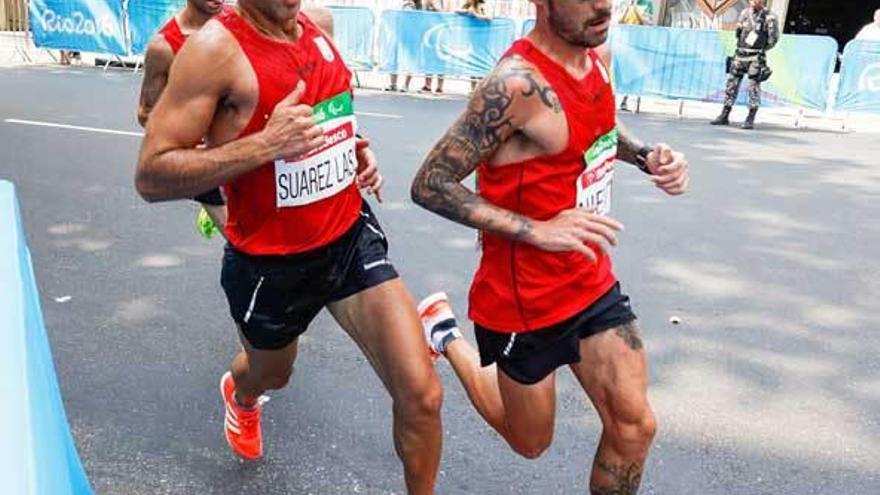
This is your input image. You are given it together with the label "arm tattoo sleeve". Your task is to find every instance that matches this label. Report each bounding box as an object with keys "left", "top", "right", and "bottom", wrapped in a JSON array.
[
  {"left": 616, "top": 123, "right": 646, "bottom": 167},
  {"left": 411, "top": 61, "right": 561, "bottom": 240}
]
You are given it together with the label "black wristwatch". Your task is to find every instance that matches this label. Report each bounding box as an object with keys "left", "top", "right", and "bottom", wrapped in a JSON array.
[{"left": 635, "top": 145, "right": 655, "bottom": 175}]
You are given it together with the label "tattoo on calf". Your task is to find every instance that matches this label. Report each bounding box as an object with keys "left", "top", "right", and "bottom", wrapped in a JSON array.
[
  {"left": 615, "top": 321, "right": 643, "bottom": 351},
  {"left": 411, "top": 58, "right": 559, "bottom": 239},
  {"left": 592, "top": 460, "right": 644, "bottom": 495}
]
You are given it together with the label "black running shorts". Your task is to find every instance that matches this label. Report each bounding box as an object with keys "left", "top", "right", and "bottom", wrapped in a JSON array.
[
  {"left": 475, "top": 282, "right": 637, "bottom": 385},
  {"left": 221, "top": 202, "right": 398, "bottom": 350}
]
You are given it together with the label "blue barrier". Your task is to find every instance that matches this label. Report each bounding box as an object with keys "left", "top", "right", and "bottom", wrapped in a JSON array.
[
  {"left": 378, "top": 10, "right": 516, "bottom": 77},
  {"left": 835, "top": 40, "right": 880, "bottom": 113},
  {"left": 29, "top": 0, "right": 128, "bottom": 56},
  {"left": 0, "top": 181, "right": 94, "bottom": 494},
  {"left": 610, "top": 25, "right": 838, "bottom": 110},
  {"left": 328, "top": 6, "right": 375, "bottom": 70},
  {"left": 128, "top": 0, "right": 185, "bottom": 55}
]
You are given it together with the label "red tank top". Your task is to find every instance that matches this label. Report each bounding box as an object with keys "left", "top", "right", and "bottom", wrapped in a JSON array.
[
  {"left": 469, "top": 39, "right": 618, "bottom": 333},
  {"left": 159, "top": 16, "right": 186, "bottom": 54},
  {"left": 159, "top": 5, "right": 233, "bottom": 54},
  {"left": 216, "top": 9, "right": 362, "bottom": 255}
]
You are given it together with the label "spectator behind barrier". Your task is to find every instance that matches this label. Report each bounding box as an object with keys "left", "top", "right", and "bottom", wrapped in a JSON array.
[
  {"left": 456, "top": 0, "right": 491, "bottom": 93},
  {"left": 421, "top": 0, "right": 446, "bottom": 95},
  {"left": 384, "top": 0, "right": 445, "bottom": 95},
  {"left": 616, "top": 0, "right": 653, "bottom": 112},
  {"left": 385, "top": 0, "right": 421, "bottom": 93}
]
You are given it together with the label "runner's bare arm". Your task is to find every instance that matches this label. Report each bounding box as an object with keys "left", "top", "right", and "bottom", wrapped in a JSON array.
[
  {"left": 136, "top": 26, "right": 324, "bottom": 202},
  {"left": 617, "top": 124, "right": 689, "bottom": 195},
  {"left": 411, "top": 59, "right": 546, "bottom": 240},
  {"left": 616, "top": 123, "right": 647, "bottom": 165},
  {"left": 303, "top": 7, "right": 334, "bottom": 37},
  {"left": 412, "top": 59, "right": 623, "bottom": 260},
  {"left": 137, "top": 36, "right": 174, "bottom": 127}
]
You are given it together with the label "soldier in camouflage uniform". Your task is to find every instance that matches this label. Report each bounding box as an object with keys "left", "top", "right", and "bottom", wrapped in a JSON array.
[{"left": 711, "top": 0, "right": 779, "bottom": 130}]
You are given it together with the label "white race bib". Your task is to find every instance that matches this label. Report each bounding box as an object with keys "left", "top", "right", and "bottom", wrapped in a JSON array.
[
  {"left": 275, "top": 91, "right": 358, "bottom": 208},
  {"left": 576, "top": 128, "right": 618, "bottom": 216},
  {"left": 745, "top": 31, "right": 759, "bottom": 47}
]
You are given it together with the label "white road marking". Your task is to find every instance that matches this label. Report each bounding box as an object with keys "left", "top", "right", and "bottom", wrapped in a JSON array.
[
  {"left": 4, "top": 118, "right": 144, "bottom": 137},
  {"left": 355, "top": 111, "right": 402, "bottom": 119},
  {"left": 4, "top": 111, "right": 401, "bottom": 138}
]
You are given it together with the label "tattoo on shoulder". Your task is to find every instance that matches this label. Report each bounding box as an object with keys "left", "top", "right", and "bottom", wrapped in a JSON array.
[
  {"left": 502, "top": 57, "right": 562, "bottom": 113},
  {"left": 411, "top": 59, "right": 560, "bottom": 237},
  {"left": 592, "top": 460, "right": 644, "bottom": 495},
  {"left": 615, "top": 321, "right": 643, "bottom": 351}
]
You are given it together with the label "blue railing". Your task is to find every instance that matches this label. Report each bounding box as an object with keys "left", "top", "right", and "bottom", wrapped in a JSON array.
[
  {"left": 0, "top": 180, "right": 94, "bottom": 495},
  {"left": 25, "top": 1, "right": 880, "bottom": 114},
  {"left": 835, "top": 40, "right": 880, "bottom": 113}
]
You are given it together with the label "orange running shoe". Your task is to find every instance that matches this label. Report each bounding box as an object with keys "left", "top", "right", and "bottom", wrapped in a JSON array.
[
  {"left": 418, "top": 292, "right": 462, "bottom": 361},
  {"left": 220, "top": 371, "right": 263, "bottom": 460}
]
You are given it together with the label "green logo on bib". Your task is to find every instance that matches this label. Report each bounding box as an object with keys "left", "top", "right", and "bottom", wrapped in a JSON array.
[
  {"left": 312, "top": 91, "right": 353, "bottom": 125},
  {"left": 584, "top": 128, "right": 618, "bottom": 165}
]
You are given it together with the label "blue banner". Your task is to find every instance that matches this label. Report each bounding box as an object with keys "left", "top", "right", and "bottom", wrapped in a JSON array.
[
  {"left": 128, "top": 0, "right": 186, "bottom": 55},
  {"left": 835, "top": 41, "right": 880, "bottom": 113},
  {"left": 328, "top": 6, "right": 375, "bottom": 70},
  {"left": 0, "top": 181, "right": 94, "bottom": 495},
  {"left": 29, "top": 0, "right": 127, "bottom": 55},
  {"left": 378, "top": 10, "right": 516, "bottom": 77},
  {"left": 611, "top": 25, "right": 838, "bottom": 111}
]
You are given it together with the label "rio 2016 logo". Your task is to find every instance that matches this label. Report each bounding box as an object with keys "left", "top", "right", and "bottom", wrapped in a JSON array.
[{"left": 40, "top": 9, "right": 117, "bottom": 37}]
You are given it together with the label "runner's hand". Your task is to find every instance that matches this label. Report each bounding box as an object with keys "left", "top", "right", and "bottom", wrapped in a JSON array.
[
  {"left": 646, "top": 143, "right": 689, "bottom": 196},
  {"left": 261, "top": 81, "right": 325, "bottom": 160},
  {"left": 356, "top": 137, "right": 383, "bottom": 203},
  {"left": 524, "top": 209, "right": 623, "bottom": 263}
]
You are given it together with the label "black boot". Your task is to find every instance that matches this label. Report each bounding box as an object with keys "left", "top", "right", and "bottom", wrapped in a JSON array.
[
  {"left": 710, "top": 106, "right": 732, "bottom": 125},
  {"left": 742, "top": 108, "right": 758, "bottom": 129}
]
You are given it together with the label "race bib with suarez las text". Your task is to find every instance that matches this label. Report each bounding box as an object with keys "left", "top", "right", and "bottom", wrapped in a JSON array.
[{"left": 275, "top": 91, "right": 357, "bottom": 208}]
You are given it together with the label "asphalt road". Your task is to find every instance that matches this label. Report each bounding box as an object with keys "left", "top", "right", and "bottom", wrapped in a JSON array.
[{"left": 2, "top": 65, "right": 879, "bottom": 494}]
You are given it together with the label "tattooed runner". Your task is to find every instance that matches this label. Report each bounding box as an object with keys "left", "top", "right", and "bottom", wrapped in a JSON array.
[
  {"left": 411, "top": 0, "right": 688, "bottom": 493},
  {"left": 136, "top": 1, "right": 443, "bottom": 492}
]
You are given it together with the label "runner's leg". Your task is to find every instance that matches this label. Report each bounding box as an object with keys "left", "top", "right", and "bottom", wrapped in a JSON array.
[
  {"left": 444, "top": 339, "right": 557, "bottom": 458},
  {"left": 327, "top": 279, "right": 442, "bottom": 495},
  {"left": 230, "top": 328, "right": 299, "bottom": 406},
  {"left": 568, "top": 322, "right": 656, "bottom": 495}
]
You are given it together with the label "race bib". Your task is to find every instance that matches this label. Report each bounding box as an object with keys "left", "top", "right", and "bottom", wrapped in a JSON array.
[
  {"left": 576, "top": 128, "right": 618, "bottom": 216},
  {"left": 275, "top": 91, "right": 358, "bottom": 208}
]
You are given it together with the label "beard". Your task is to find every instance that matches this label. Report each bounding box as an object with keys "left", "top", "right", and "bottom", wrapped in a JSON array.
[{"left": 547, "top": 0, "right": 611, "bottom": 49}]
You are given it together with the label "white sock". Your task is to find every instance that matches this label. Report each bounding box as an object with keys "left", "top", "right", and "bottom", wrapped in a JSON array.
[{"left": 431, "top": 317, "right": 462, "bottom": 354}]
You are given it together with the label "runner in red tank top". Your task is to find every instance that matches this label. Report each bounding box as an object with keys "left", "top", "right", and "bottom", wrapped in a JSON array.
[
  {"left": 137, "top": 0, "right": 232, "bottom": 233},
  {"left": 135, "top": 1, "right": 442, "bottom": 491},
  {"left": 412, "top": 0, "right": 689, "bottom": 491}
]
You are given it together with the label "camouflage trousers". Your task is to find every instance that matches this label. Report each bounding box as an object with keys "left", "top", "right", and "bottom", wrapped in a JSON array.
[{"left": 723, "top": 59, "right": 763, "bottom": 110}]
